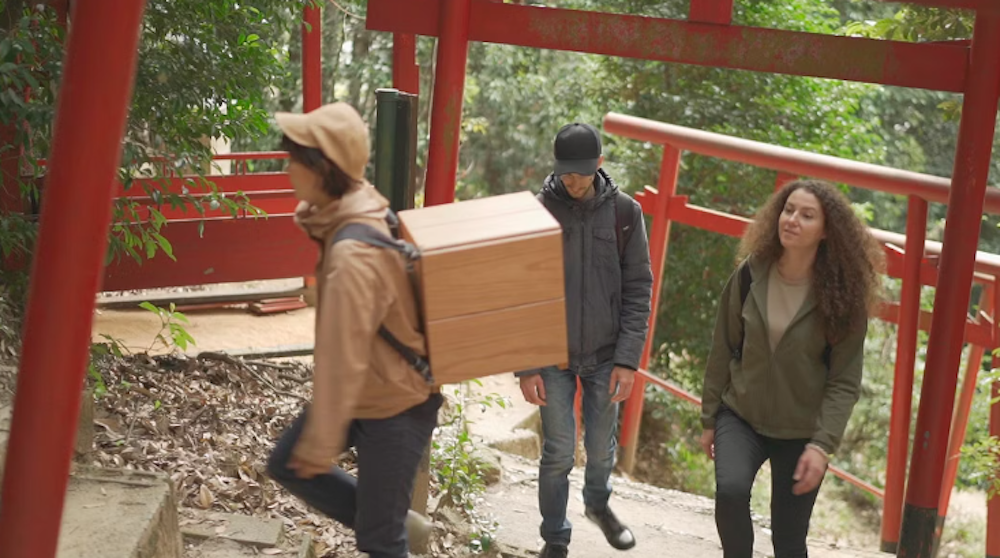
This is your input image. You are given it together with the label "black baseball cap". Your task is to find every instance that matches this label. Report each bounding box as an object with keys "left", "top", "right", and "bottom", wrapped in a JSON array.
[{"left": 553, "top": 122, "right": 602, "bottom": 176}]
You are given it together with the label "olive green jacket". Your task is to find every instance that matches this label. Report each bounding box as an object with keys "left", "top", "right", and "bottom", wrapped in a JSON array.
[{"left": 700, "top": 255, "right": 866, "bottom": 454}]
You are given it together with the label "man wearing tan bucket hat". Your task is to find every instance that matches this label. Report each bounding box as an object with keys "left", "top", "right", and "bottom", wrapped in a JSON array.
[{"left": 265, "top": 102, "right": 441, "bottom": 558}]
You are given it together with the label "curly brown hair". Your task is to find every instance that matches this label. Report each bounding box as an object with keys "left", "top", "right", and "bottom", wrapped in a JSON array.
[{"left": 737, "top": 179, "right": 885, "bottom": 343}]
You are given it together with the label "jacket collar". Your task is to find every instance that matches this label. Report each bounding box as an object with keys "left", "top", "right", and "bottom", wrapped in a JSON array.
[
  {"left": 746, "top": 254, "right": 818, "bottom": 334},
  {"left": 294, "top": 181, "right": 390, "bottom": 242},
  {"left": 541, "top": 168, "right": 619, "bottom": 209}
]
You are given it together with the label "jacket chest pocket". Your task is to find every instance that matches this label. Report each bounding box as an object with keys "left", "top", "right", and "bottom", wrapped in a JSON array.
[{"left": 593, "top": 227, "right": 619, "bottom": 270}]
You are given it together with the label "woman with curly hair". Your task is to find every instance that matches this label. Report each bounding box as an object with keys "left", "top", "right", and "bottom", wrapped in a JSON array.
[{"left": 699, "top": 179, "right": 884, "bottom": 558}]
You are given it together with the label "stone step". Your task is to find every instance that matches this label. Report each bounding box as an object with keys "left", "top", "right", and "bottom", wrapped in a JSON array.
[
  {"left": 180, "top": 511, "right": 283, "bottom": 549},
  {"left": 183, "top": 539, "right": 254, "bottom": 558},
  {"left": 58, "top": 468, "right": 183, "bottom": 558},
  {"left": 182, "top": 532, "right": 315, "bottom": 558},
  {"left": 2, "top": 396, "right": 182, "bottom": 558},
  {"left": 0, "top": 391, "right": 95, "bottom": 485}
]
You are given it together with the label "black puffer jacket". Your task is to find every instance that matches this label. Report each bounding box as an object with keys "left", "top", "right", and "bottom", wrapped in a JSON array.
[{"left": 522, "top": 169, "right": 653, "bottom": 373}]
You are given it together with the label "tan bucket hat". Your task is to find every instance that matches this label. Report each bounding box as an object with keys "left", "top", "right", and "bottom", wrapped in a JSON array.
[{"left": 275, "top": 102, "right": 370, "bottom": 181}]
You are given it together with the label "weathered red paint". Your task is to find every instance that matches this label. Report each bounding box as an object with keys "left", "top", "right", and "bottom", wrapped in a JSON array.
[
  {"left": 935, "top": 295, "right": 990, "bottom": 548},
  {"left": 113, "top": 172, "right": 290, "bottom": 198},
  {"left": 103, "top": 217, "right": 316, "bottom": 292},
  {"left": 392, "top": 33, "right": 420, "bottom": 95},
  {"left": 882, "top": 246, "right": 946, "bottom": 290},
  {"left": 619, "top": 145, "right": 681, "bottom": 473},
  {"left": 39, "top": 151, "right": 288, "bottom": 169},
  {"left": 604, "top": 113, "right": 1000, "bottom": 215},
  {"left": 302, "top": 3, "right": 323, "bottom": 111},
  {"left": 876, "top": 302, "right": 995, "bottom": 348},
  {"left": 877, "top": 227, "right": 1000, "bottom": 280},
  {"left": 366, "top": 0, "right": 969, "bottom": 92},
  {"left": 637, "top": 369, "right": 701, "bottom": 406},
  {"left": 210, "top": 151, "right": 290, "bottom": 162},
  {"left": 899, "top": 12, "right": 1000, "bottom": 557},
  {"left": 775, "top": 171, "right": 798, "bottom": 192},
  {"left": 20, "top": 173, "right": 295, "bottom": 241},
  {"left": 668, "top": 197, "right": 751, "bottom": 238},
  {"left": 0, "top": 2, "right": 146, "bottom": 556},
  {"left": 103, "top": 173, "right": 302, "bottom": 291},
  {"left": 689, "top": 0, "right": 734, "bottom": 25},
  {"left": 422, "top": 0, "right": 470, "bottom": 206},
  {"left": 118, "top": 189, "right": 299, "bottom": 222},
  {"left": 881, "top": 196, "right": 929, "bottom": 553},
  {"left": 633, "top": 193, "right": 752, "bottom": 238},
  {"left": 833, "top": 469, "right": 885, "bottom": 500}
]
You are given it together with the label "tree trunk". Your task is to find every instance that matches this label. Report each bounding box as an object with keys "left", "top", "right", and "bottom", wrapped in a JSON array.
[
  {"left": 324, "top": 5, "right": 345, "bottom": 104},
  {"left": 347, "top": 25, "right": 371, "bottom": 109}
]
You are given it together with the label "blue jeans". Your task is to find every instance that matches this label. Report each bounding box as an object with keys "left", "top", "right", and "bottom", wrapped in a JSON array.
[
  {"left": 537, "top": 363, "right": 618, "bottom": 545},
  {"left": 267, "top": 394, "right": 442, "bottom": 558}
]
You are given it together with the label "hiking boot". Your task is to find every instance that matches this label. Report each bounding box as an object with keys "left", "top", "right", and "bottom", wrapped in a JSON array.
[
  {"left": 540, "top": 543, "right": 568, "bottom": 558},
  {"left": 405, "top": 510, "right": 432, "bottom": 551},
  {"left": 585, "top": 506, "right": 636, "bottom": 550}
]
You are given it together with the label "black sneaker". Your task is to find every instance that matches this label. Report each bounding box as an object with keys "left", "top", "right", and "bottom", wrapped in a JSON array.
[
  {"left": 540, "top": 543, "right": 568, "bottom": 558},
  {"left": 585, "top": 506, "right": 636, "bottom": 550}
]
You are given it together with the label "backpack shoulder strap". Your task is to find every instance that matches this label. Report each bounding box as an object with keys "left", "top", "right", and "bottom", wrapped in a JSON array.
[
  {"left": 330, "top": 222, "right": 432, "bottom": 385},
  {"left": 733, "top": 259, "right": 752, "bottom": 361},
  {"left": 739, "top": 259, "right": 752, "bottom": 308},
  {"left": 732, "top": 258, "right": 833, "bottom": 368},
  {"left": 614, "top": 191, "right": 637, "bottom": 264},
  {"left": 376, "top": 326, "right": 433, "bottom": 385},
  {"left": 332, "top": 222, "right": 415, "bottom": 258},
  {"left": 332, "top": 222, "right": 422, "bottom": 273}
]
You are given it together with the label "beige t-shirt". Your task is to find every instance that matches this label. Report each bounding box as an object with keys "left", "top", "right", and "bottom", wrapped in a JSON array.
[{"left": 767, "top": 265, "right": 811, "bottom": 352}]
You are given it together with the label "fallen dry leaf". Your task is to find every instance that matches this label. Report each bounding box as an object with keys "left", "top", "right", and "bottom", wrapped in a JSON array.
[
  {"left": 80, "top": 351, "right": 473, "bottom": 558},
  {"left": 197, "top": 484, "right": 214, "bottom": 509}
]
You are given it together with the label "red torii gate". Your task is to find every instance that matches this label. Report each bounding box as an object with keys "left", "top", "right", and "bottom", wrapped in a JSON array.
[
  {"left": 0, "top": 1, "right": 998, "bottom": 558},
  {"left": 367, "top": 1, "right": 1000, "bottom": 557}
]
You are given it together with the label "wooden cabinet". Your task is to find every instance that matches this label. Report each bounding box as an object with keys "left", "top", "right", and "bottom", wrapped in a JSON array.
[{"left": 398, "top": 191, "right": 568, "bottom": 384}]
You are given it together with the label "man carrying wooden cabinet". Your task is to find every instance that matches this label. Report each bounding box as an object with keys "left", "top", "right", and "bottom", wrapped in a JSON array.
[
  {"left": 265, "top": 102, "right": 439, "bottom": 558},
  {"left": 517, "top": 123, "right": 653, "bottom": 557}
]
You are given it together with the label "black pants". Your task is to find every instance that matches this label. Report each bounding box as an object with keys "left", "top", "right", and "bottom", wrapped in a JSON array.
[
  {"left": 267, "top": 394, "right": 442, "bottom": 558},
  {"left": 713, "top": 406, "right": 822, "bottom": 558}
]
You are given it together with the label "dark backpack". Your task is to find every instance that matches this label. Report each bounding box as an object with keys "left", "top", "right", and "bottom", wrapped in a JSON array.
[
  {"left": 330, "top": 217, "right": 434, "bottom": 386},
  {"left": 613, "top": 191, "right": 637, "bottom": 264},
  {"left": 732, "top": 259, "right": 831, "bottom": 368}
]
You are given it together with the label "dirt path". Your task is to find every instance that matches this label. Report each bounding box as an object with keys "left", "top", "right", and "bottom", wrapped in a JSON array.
[
  {"left": 485, "top": 452, "right": 885, "bottom": 558},
  {"left": 462, "top": 377, "right": 885, "bottom": 558},
  {"left": 92, "top": 306, "right": 315, "bottom": 356}
]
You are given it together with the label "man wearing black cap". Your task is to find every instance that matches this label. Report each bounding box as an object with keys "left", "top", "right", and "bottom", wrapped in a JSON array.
[{"left": 516, "top": 123, "right": 653, "bottom": 556}]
